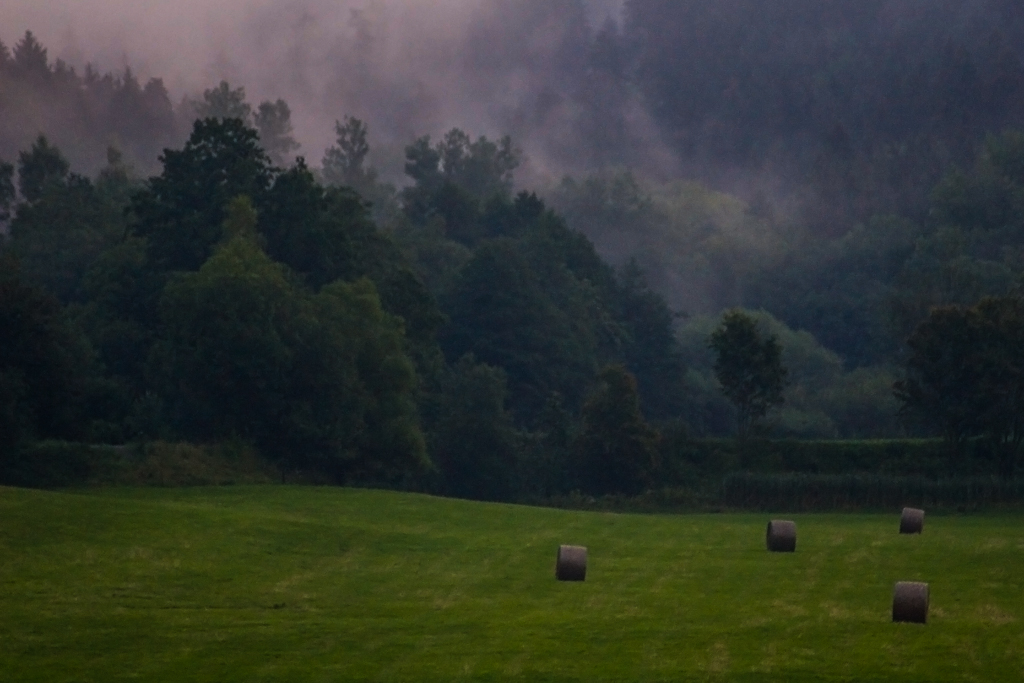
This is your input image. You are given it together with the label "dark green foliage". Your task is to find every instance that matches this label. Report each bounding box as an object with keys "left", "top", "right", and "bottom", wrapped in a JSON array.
[
  {"left": 722, "top": 472, "right": 1024, "bottom": 512},
  {"left": 258, "top": 160, "right": 371, "bottom": 285},
  {"left": 895, "top": 305, "right": 985, "bottom": 450},
  {"left": 434, "top": 129, "right": 520, "bottom": 201},
  {"left": 0, "top": 440, "right": 276, "bottom": 489},
  {"left": 440, "top": 239, "right": 599, "bottom": 422},
  {"left": 41, "top": 121, "right": 444, "bottom": 473},
  {"left": 259, "top": 160, "right": 444, "bottom": 366},
  {"left": 895, "top": 296, "right": 1024, "bottom": 476},
  {"left": 187, "top": 82, "right": 302, "bottom": 170},
  {"left": 260, "top": 162, "right": 385, "bottom": 287},
  {"left": 0, "top": 440, "right": 94, "bottom": 488},
  {"left": 399, "top": 139, "right": 689, "bottom": 427},
  {"left": 132, "top": 118, "right": 274, "bottom": 272},
  {"left": 931, "top": 131, "right": 1024, "bottom": 236},
  {"left": 306, "top": 280, "right": 429, "bottom": 484},
  {"left": 154, "top": 233, "right": 428, "bottom": 481},
  {"left": 614, "top": 261, "right": 688, "bottom": 418},
  {"left": 971, "top": 297, "right": 1024, "bottom": 477},
  {"left": 427, "top": 355, "right": 521, "bottom": 501},
  {"left": 744, "top": 215, "right": 921, "bottom": 367},
  {"left": 76, "top": 237, "right": 154, "bottom": 405},
  {"left": 664, "top": 438, "right": 954, "bottom": 480},
  {"left": 254, "top": 99, "right": 300, "bottom": 167},
  {"left": 0, "top": 158, "right": 14, "bottom": 222},
  {"left": 153, "top": 234, "right": 298, "bottom": 446},
  {"left": 0, "top": 264, "right": 92, "bottom": 461},
  {"left": 401, "top": 129, "right": 522, "bottom": 244},
  {"left": 8, "top": 170, "right": 127, "bottom": 304},
  {"left": 402, "top": 135, "right": 442, "bottom": 190},
  {"left": 404, "top": 129, "right": 520, "bottom": 201},
  {"left": 520, "top": 392, "right": 576, "bottom": 497},
  {"left": 17, "top": 135, "right": 69, "bottom": 203},
  {"left": 709, "top": 310, "right": 788, "bottom": 437},
  {"left": 624, "top": 0, "right": 1024, "bottom": 227},
  {"left": 573, "top": 365, "right": 660, "bottom": 495}
]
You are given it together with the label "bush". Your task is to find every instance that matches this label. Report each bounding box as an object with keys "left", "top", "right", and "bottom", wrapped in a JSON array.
[
  {"left": 663, "top": 438, "right": 956, "bottom": 480},
  {"left": 122, "top": 441, "right": 277, "bottom": 487}
]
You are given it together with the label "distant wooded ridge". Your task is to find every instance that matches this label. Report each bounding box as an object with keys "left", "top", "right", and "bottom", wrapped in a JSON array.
[{"left": 3, "top": 5, "right": 1024, "bottom": 500}]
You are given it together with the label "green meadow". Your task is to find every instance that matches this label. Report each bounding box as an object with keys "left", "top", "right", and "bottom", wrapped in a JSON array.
[{"left": 1, "top": 486, "right": 1022, "bottom": 682}]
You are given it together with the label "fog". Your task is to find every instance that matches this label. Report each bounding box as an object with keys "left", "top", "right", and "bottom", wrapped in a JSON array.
[{"left": 0, "top": 0, "right": 664, "bottom": 183}]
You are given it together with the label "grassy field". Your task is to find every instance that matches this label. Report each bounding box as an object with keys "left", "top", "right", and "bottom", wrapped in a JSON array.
[{"left": 1, "top": 486, "right": 1022, "bottom": 682}]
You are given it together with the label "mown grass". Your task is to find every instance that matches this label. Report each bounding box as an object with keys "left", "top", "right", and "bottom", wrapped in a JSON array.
[{"left": 1, "top": 486, "right": 1022, "bottom": 682}]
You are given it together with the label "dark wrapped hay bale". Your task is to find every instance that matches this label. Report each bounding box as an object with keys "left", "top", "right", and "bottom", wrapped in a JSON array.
[
  {"left": 892, "top": 581, "right": 929, "bottom": 624},
  {"left": 900, "top": 507, "right": 925, "bottom": 534},
  {"left": 766, "top": 520, "right": 797, "bottom": 552},
  {"left": 556, "top": 545, "right": 587, "bottom": 581}
]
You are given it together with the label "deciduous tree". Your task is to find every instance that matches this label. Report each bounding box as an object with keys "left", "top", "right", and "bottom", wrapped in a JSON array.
[
  {"left": 895, "top": 296, "right": 1024, "bottom": 476},
  {"left": 573, "top": 364, "right": 659, "bottom": 495},
  {"left": 709, "top": 309, "right": 788, "bottom": 437},
  {"left": 132, "top": 118, "right": 274, "bottom": 272}
]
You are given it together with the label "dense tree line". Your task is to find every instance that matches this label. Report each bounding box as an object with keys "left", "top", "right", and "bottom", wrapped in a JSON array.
[
  {"left": 554, "top": 129, "right": 1024, "bottom": 445},
  {"left": 0, "top": 97, "right": 689, "bottom": 499},
  {"left": 6, "top": 17, "right": 1024, "bottom": 498},
  {"left": 0, "top": 31, "right": 178, "bottom": 175},
  {"left": 896, "top": 296, "right": 1024, "bottom": 477},
  {"left": 0, "top": 32, "right": 305, "bottom": 177}
]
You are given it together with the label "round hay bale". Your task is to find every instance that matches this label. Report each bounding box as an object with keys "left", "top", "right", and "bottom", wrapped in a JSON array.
[
  {"left": 555, "top": 545, "right": 587, "bottom": 581},
  {"left": 899, "top": 507, "right": 925, "bottom": 534},
  {"left": 892, "top": 581, "right": 929, "bottom": 624},
  {"left": 766, "top": 520, "right": 797, "bottom": 552}
]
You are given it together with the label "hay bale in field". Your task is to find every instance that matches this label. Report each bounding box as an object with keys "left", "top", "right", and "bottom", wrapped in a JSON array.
[
  {"left": 892, "top": 581, "right": 929, "bottom": 624},
  {"left": 899, "top": 507, "right": 924, "bottom": 534},
  {"left": 766, "top": 520, "right": 797, "bottom": 552},
  {"left": 556, "top": 545, "right": 587, "bottom": 581}
]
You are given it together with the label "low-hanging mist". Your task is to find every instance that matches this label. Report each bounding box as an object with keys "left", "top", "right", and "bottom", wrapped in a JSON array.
[{"left": 0, "top": 0, "right": 669, "bottom": 184}]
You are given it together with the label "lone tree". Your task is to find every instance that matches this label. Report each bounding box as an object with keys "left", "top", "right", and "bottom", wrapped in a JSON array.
[{"left": 709, "top": 310, "right": 788, "bottom": 438}]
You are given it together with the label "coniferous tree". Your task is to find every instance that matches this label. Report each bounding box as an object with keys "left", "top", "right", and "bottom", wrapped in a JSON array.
[
  {"left": 194, "top": 80, "right": 251, "bottom": 123},
  {"left": 254, "top": 99, "right": 300, "bottom": 166},
  {"left": 17, "top": 136, "right": 69, "bottom": 203}
]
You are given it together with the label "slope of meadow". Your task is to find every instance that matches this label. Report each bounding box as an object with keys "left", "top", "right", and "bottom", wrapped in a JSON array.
[{"left": 1, "top": 485, "right": 1021, "bottom": 681}]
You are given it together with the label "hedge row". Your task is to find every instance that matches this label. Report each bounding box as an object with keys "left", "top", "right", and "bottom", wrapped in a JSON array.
[
  {"left": 721, "top": 472, "right": 1024, "bottom": 511},
  {"left": 663, "top": 438, "right": 982, "bottom": 479}
]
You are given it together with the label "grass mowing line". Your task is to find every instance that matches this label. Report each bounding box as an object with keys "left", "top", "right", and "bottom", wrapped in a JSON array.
[{"left": 1, "top": 486, "right": 1022, "bottom": 682}]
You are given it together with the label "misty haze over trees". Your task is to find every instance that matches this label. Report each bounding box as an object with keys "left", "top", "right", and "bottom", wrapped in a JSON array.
[{"left": 4, "top": 0, "right": 1024, "bottom": 499}]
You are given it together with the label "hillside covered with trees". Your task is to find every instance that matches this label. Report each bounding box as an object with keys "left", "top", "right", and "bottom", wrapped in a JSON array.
[{"left": 4, "top": 2, "right": 1024, "bottom": 500}]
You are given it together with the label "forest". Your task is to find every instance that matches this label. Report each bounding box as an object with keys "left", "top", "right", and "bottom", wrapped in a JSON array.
[{"left": 3, "top": 0, "right": 1024, "bottom": 502}]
